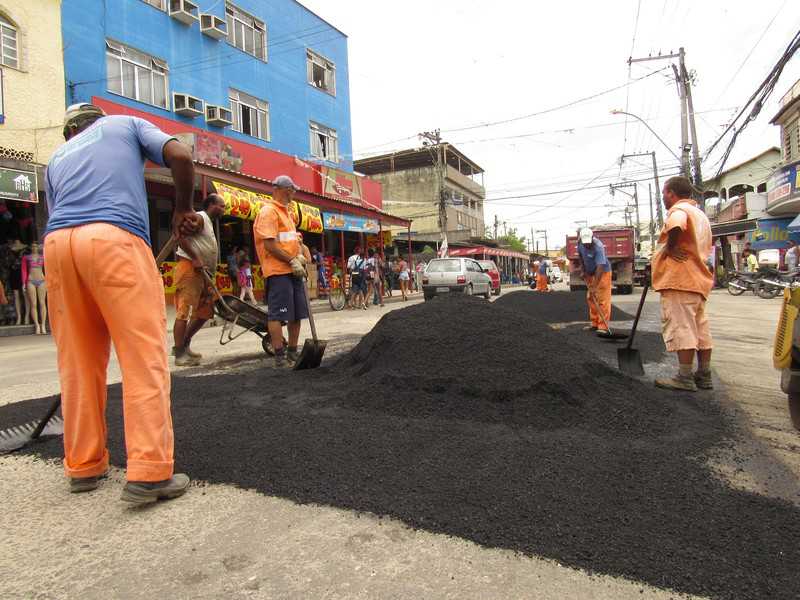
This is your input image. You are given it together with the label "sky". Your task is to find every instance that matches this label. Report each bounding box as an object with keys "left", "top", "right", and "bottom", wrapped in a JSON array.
[{"left": 302, "top": 0, "right": 800, "bottom": 250}]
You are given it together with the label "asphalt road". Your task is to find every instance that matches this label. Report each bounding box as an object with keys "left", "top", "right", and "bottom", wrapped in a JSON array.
[{"left": 0, "top": 284, "right": 796, "bottom": 599}]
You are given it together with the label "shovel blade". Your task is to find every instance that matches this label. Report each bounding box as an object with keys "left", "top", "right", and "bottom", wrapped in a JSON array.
[
  {"left": 597, "top": 330, "right": 629, "bottom": 342},
  {"left": 0, "top": 416, "right": 64, "bottom": 454},
  {"left": 618, "top": 348, "right": 644, "bottom": 377},
  {"left": 293, "top": 338, "right": 327, "bottom": 370}
]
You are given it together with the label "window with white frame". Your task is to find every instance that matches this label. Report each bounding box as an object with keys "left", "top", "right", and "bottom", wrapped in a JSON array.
[
  {"left": 306, "top": 50, "right": 335, "bottom": 95},
  {"left": 229, "top": 89, "right": 269, "bottom": 140},
  {"left": 0, "top": 16, "right": 18, "bottom": 69},
  {"left": 225, "top": 3, "right": 266, "bottom": 61},
  {"left": 140, "top": 0, "right": 166, "bottom": 9},
  {"left": 106, "top": 40, "right": 169, "bottom": 109},
  {"left": 309, "top": 122, "right": 338, "bottom": 162}
]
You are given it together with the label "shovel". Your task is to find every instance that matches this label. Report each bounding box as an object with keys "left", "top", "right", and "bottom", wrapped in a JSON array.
[
  {"left": 0, "top": 235, "right": 182, "bottom": 455},
  {"left": 588, "top": 290, "right": 628, "bottom": 341},
  {"left": 618, "top": 285, "right": 648, "bottom": 376},
  {"left": 293, "top": 277, "right": 327, "bottom": 370}
]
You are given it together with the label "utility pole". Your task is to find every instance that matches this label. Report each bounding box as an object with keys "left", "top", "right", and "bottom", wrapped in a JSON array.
[
  {"left": 648, "top": 184, "right": 656, "bottom": 248},
  {"left": 530, "top": 227, "right": 534, "bottom": 253},
  {"left": 419, "top": 129, "right": 446, "bottom": 250},
  {"left": 502, "top": 221, "right": 508, "bottom": 237},
  {"left": 633, "top": 184, "right": 641, "bottom": 241},
  {"left": 628, "top": 48, "right": 701, "bottom": 188},
  {"left": 683, "top": 61, "right": 704, "bottom": 206},
  {"left": 620, "top": 151, "right": 664, "bottom": 227},
  {"left": 494, "top": 215, "right": 499, "bottom": 239}
]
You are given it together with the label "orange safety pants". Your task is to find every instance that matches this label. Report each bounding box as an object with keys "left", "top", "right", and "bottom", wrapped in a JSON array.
[
  {"left": 536, "top": 273, "right": 549, "bottom": 292},
  {"left": 585, "top": 270, "right": 612, "bottom": 329},
  {"left": 44, "top": 223, "right": 174, "bottom": 482}
]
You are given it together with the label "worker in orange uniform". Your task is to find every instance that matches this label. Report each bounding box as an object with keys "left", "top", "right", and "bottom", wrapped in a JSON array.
[
  {"left": 652, "top": 176, "right": 714, "bottom": 392},
  {"left": 44, "top": 103, "right": 198, "bottom": 502},
  {"left": 536, "top": 259, "right": 551, "bottom": 292},
  {"left": 253, "top": 175, "right": 309, "bottom": 369},
  {"left": 577, "top": 227, "right": 612, "bottom": 335}
]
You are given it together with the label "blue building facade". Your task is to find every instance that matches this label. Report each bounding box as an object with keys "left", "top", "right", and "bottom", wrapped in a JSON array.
[{"left": 61, "top": 0, "right": 353, "bottom": 170}]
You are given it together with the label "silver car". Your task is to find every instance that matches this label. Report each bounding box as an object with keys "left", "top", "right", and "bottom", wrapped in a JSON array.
[{"left": 422, "top": 257, "right": 493, "bottom": 300}]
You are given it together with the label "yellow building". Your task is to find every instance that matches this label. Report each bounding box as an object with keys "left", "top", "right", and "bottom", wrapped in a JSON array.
[{"left": 0, "top": 0, "right": 65, "bottom": 243}]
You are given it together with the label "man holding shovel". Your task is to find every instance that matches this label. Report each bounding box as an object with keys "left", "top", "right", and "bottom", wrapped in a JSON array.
[
  {"left": 253, "top": 175, "right": 308, "bottom": 369},
  {"left": 44, "top": 103, "right": 198, "bottom": 501},
  {"left": 577, "top": 228, "right": 612, "bottom": 335},
  {"left": 652, "top": 176, "right": 713, "bottom": 392}
]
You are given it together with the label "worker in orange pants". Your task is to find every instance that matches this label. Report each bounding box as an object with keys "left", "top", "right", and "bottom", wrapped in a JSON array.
[
  {"left": 44, "top": 104, "right": 198, "bottom": 502},
  {"left": 585, "top": 270, "right": 612, "bottom": 330},
  {"left": 535, "top": 260, "right": 551, "bottom": 292},
  {"left": 576, "top": 227, "right": 613, "bottom": 334}
]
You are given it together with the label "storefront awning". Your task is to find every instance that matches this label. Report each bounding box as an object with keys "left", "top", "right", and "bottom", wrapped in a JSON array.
[
  {"left": 788, "top": 213, "right": 800, "bottom": 233},
  {"left": 191, "top": 162, "right": 411, "bottom": 228},
  {"left": 710, "top": 218, "right": 758, "bottom": 237},
  {"left": 448, "top": 246, "right": 530, "bottom": 260}
]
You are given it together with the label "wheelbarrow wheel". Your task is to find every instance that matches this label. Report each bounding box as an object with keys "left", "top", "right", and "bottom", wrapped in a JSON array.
[{"left": 261, "top": 335, "right": 288, "bottom": 356}]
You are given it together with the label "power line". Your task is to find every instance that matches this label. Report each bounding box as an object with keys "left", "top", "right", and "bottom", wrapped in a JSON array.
[{"left": 438, "top": 68, "right": 670, "bottom": 134}]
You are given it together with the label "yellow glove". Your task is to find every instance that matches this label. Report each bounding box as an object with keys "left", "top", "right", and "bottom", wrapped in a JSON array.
[{"left": 289, "top": 256, "right": 306, "bottom": 279}]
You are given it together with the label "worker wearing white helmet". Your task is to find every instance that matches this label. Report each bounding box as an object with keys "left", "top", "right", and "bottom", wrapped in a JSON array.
[{"left": 576, "top": 227, "right": 612, "bottom": 334}]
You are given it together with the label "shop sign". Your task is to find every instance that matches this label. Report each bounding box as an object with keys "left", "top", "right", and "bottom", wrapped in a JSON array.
[
  {"left": 365, "top": 231, "right": 392, "bottom": 249},
  {"left": 0, "top": 167, "right": 38, "bottom": 203},
  {"left": 176, "top": 132, "right": 244, "bottom": 172},
  {"left": 212, "top": 179, "right": 322, "bottom": 232},
  {"left": 322, "top": 211, "right": 380, "bottom": 233},
  {"left": 321, "top": 166, "right": 363, "bottom": 202},
  {"left": 767, "top": 161, "right": 799, "bottom": 208},
  {"left": 747, "top": 217, "right": 800, "bottom": 250},
  {"left": 160, "top": 261, "right": 266, "bottom": 294}
]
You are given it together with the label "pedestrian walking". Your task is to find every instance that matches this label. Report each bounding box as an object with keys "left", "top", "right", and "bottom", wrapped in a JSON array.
[
  {"left": 743, "top": 248, "right": 759, "bottom": 273},
  {"left": 172, "top": 193, "right": 225, "bottom": 366},
  {"left": 785, "top": 240, "right": 798, "bottom": 271},
  {"left": 44, "top": 103, "right": 193, "bottom": 501},
  {"left": 398, "top": 256, "right": 410, "bottom": 300},
  {"left": 253, "top": 175, "right": 309, "bottom": 368},
  {"left": 652, "top": 176, "right": 714, "bottom": 392},
  {"left": 347, "top": 246, "right": 367, "bottom": 309},
  {"left": 238, "top": 257, "right": 256, "bottom": 304},
  {"left": 577, "top": 228, "right": 612, "bottom": 334},
  {"left": 415, "top": 260, "right": 425, "bottom": 292}
]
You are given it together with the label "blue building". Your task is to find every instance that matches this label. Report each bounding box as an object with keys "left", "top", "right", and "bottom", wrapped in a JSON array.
[{"left": 61, "top": 0, "right": 353, "bottom": 170}]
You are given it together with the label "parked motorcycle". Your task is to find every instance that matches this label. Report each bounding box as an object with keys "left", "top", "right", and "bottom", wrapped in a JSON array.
[
  {"left": 727, "top": 271, "right": 764, "bottom": 296},
  {"left": 757, "top": 268, "right": 800, "bottom": 299}
]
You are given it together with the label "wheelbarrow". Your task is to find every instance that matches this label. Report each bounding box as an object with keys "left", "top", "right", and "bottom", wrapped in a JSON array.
[{"left": 202, "top": 270, "right": 284, "bottom": 355}]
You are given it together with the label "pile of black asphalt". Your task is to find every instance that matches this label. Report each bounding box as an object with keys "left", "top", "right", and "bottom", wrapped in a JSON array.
[{"left": 3, "top": 293, "right": 798, "bottom": 599}]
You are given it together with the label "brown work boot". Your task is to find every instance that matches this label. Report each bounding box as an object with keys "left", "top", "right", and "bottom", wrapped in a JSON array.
[
  {"left": 694, "top": 369, "right": 713, "bottom": 390},
  {"left": 69, "top": 471, "right": 107, "bottom": 494},
  {"left": 655, "top": 374, "right": 697, "bottom": 392},
  {"left": 120, "top": 474, "right": 190, "bottom": 504}
]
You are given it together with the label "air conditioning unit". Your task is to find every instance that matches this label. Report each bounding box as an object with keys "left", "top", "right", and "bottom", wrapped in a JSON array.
[
  {"left": 173, "top": 93, "right": 204, "bottom": 118},
  {"left": 168, "top": 0, "right": 199, "bottom": 25},
  {"left": 206, "top": 104, "right": 233, "bottom": 127},
  {"left": 200, "top": 14, "right": 227, "bottom": 39}
]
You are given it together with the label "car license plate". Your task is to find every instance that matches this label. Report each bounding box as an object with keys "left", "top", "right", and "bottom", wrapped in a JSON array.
[{"left": 436, "top": 287, "right": 450, "bottom": 293}]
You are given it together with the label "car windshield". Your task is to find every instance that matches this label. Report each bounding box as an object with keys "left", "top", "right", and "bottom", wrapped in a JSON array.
[
  {"left": 478, "top": 261, "right": 495, "bottom": 271},
  {"left": 426, "top": 259, "right": 462, "bottom": 273}
]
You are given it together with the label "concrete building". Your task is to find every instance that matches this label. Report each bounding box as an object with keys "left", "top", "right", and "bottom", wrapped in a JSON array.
[
  {"left": 354, "top": 144, "right": 486, "bottom": 244},
  {"left": 703, "top": 147, "right": 781, "bottom": 203},
  {"left": 766, "top": 78, "right": 800, "bottom": 216},
  {"left": 0, "top": 0, "right": 66, "bottom": 243}
]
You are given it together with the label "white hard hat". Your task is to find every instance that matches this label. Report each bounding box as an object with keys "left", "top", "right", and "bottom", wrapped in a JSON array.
[{"left": 579, "top": 228, "right": 594, "bottom": 244}]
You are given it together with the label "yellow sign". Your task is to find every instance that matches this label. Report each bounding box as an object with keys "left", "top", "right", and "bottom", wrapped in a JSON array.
[{"left": 212, "top": 179, "right": 323, "bottom": 233}]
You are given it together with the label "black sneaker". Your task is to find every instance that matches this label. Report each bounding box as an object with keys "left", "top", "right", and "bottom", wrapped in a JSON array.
[{"left": 120, "top": 473, "right": 190, "bottom": 504}]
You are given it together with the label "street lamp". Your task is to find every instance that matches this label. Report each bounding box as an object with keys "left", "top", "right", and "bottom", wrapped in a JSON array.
[{"left": 610, "top": 109, "right": 681, "bottom": 163}]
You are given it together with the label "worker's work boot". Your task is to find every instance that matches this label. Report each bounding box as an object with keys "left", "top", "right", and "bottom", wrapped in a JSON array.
[
  {"left": 655, "top": 374, "right": 697, "bottom": 392},
  {"left": 286, "top": 347, "right": 300, "bottom": 366},
  {"left": 185, "top": 346, "right": 203, "bottom": 359},
  {"left": 693, "top": 369, "right": 714, "bottom": 390},
  {"left": 69, "top": 472, "right": 106, "bottom": 493},
  {"left": 274, "top": 351, "right": 291, "bottom": 369},
  {"left": 120, "top": 473, "right": 190, "bottom": 504},
  {"left": 174, "top": 347, "right": 200, "bottom": 367}
]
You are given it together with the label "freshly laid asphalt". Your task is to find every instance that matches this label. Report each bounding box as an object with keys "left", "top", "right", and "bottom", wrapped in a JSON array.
[{"left": 3, "top": 292, "right": 799, "bottom": 599}]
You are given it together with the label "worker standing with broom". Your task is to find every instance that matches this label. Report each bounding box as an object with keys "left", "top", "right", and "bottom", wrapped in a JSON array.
[{"left": 44, "top": 103, "right": 198, "bottom": 502}]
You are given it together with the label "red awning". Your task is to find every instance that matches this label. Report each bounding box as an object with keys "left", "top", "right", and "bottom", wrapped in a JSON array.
[{"left": 448, "top": 246, "right": 530, "bottom": 260}]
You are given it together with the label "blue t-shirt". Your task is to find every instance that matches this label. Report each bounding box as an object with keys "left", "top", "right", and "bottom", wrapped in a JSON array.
[
  {"left": 45, "top": 115, "right": 175, "bottom": 245},
  {"left": 577, "top": 238, "right": 611, "bottom": 274}
]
